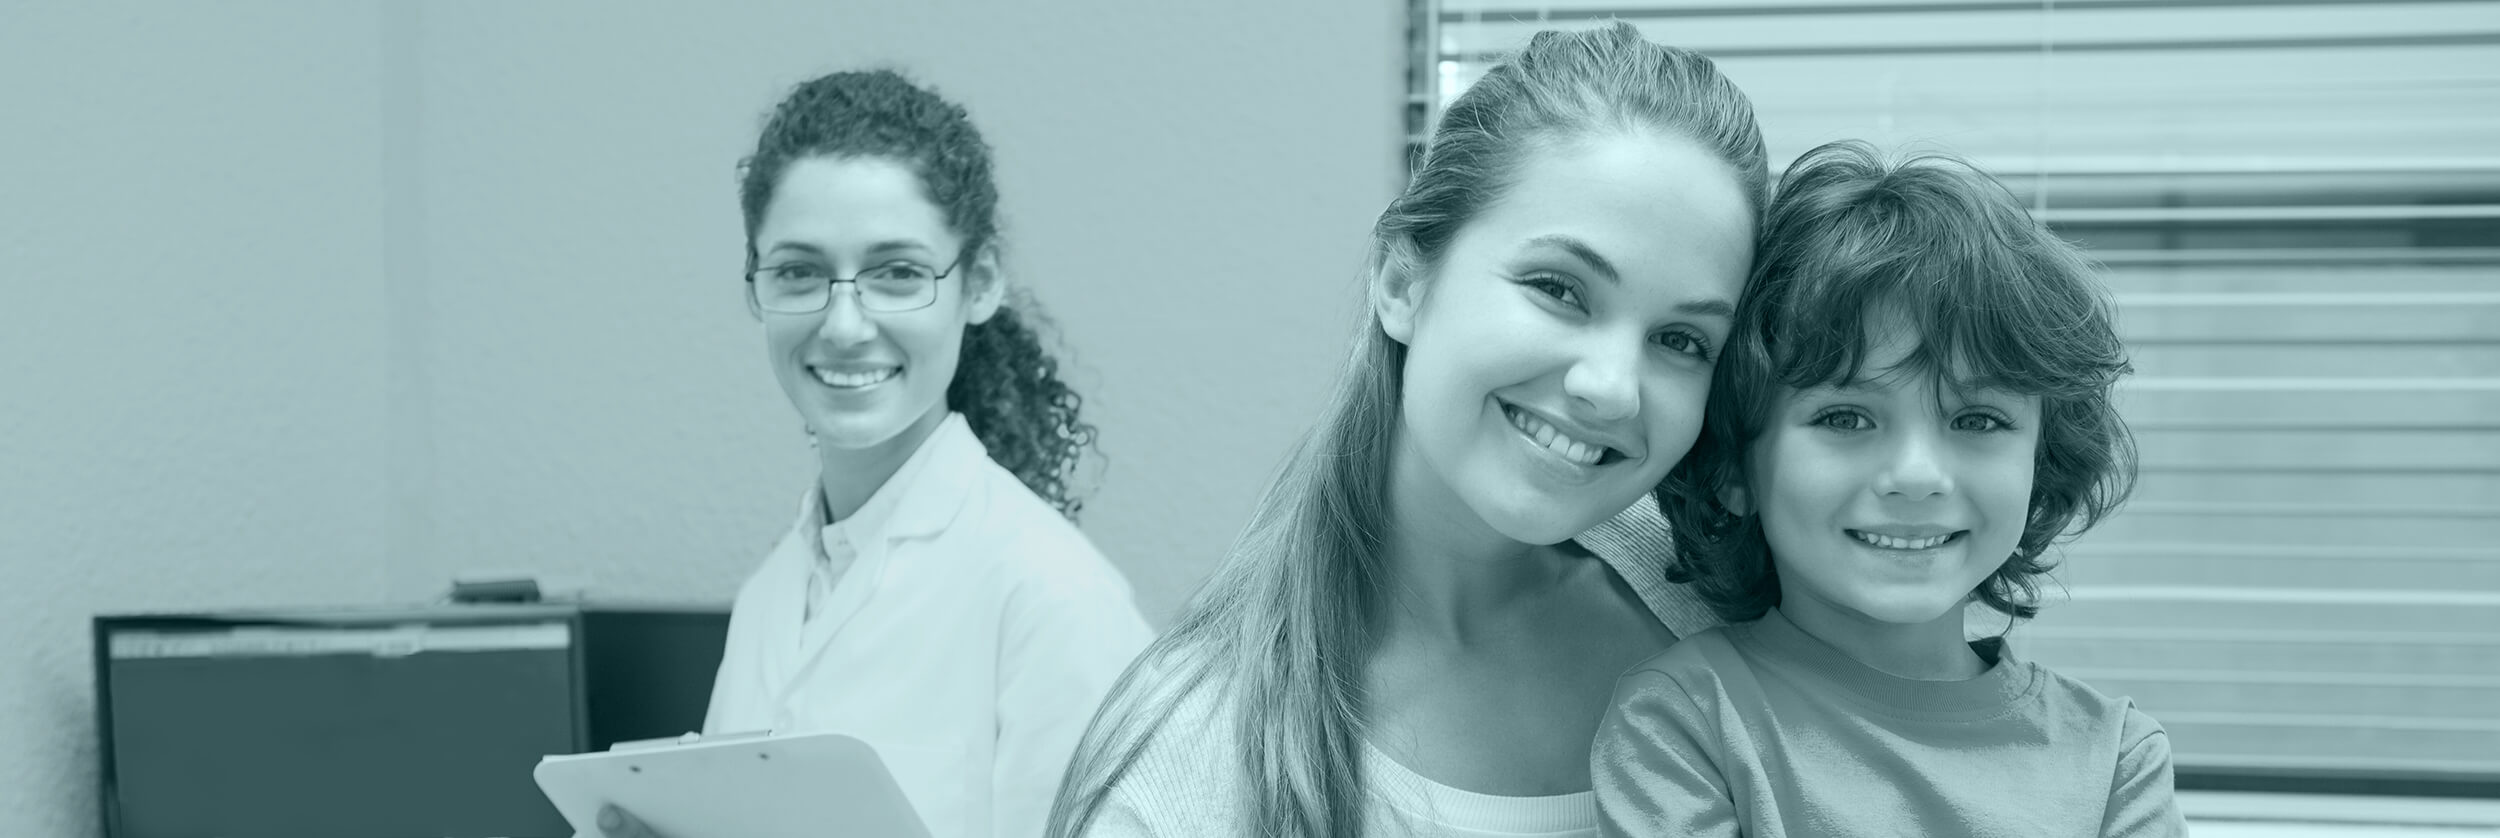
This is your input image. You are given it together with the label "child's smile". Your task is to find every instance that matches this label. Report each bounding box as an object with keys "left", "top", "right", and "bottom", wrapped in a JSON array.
[
  {"left": 1839, "top": 524, "right": 1977, "bottom": 591},
  {"left": 1845, "top": 528, "right": 1963, "bottom": 551}
]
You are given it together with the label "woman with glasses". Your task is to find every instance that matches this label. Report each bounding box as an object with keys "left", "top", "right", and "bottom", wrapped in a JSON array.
[{"left": 598, "top": 68, "right": 1153, "bottom": 838}]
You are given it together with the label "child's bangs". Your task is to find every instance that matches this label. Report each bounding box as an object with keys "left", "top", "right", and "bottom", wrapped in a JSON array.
[{"left": 1763, "top": 173, "right": 2126, "bottom": 403}]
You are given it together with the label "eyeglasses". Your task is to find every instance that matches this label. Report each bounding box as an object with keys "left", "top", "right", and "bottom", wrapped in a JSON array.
[{"left": 744, "top": 249, "right": 967, "bottom": 314}]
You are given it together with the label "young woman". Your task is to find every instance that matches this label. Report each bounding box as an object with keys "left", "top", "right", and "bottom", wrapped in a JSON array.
[
  {"left": 600, "top": 69, "right": 1153, "bottom": 838},
  {"left": 1048, "top": 23, "right": 1769, "bottom": 838}
]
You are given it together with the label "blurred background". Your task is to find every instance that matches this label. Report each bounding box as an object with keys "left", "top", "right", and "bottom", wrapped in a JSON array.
[{"left": 3, "top": 1, "right": 2496, "bottom": 835}]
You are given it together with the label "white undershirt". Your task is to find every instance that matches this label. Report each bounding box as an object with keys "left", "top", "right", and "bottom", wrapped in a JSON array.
[{"left": 1361, "top": 739, "right": 1597, "bottom": 838}]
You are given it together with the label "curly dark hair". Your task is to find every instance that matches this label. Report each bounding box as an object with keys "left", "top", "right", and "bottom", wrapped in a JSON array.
[
  {"left": 1657, "top": 140, "right": 2138, "bottom": 623},
  {"left": 738, "top": 69, "right": 1098, "bottom": 519}
]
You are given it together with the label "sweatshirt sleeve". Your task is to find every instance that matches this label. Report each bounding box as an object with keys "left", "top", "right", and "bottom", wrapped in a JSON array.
[{"left": 2101, "top": 704, "right": 2189, "bottom": 838}]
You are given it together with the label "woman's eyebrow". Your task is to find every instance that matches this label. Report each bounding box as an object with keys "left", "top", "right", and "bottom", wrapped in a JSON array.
[
  {"left": 762, "top": 241, "right": 826, "bottom": 259},
  {"left": 1523, "top": 234, "right": 1618, "bottom": 284},
  {"left": 1521, "top": 234, "right": 1736, "bottom": 320},
  {"left": 863, "top": 239, "right": 934, "bottom": 257},
  {"left": 759, "top": 240, "right": 937, "bottom": 264}
]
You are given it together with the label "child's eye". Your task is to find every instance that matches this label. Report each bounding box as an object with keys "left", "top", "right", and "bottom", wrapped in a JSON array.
[
  {"left": 1654, "top": 329, "right": 1715, "bottom": 362},
  {"left": 1810, "top": 408, "right": 1873, "bottom": 432},
  {"left": 1952, "top": 411, "right": 2016, "bottom": 433},
  {"left": 1517, "top": 273, "right": 1583, "bottom": 308}
]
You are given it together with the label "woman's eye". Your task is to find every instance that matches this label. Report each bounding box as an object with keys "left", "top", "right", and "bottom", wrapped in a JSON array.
[
  {"left": 1811, "top": 409, "right": 1873, "bottom": 432},
  {"left": 767, "top": 264, "right": 827, "bottom": 282},
  {"left": 1953, "top": 412, "right": 2014, "bottom": 432},
  {"left": 1655, "top": 330, "right": 1715, "bottom": 361},
  {"left": 865, "top": 263, "right": 936, "bottom": 282},
  {"left": 1519, "top": 274, "right": 1582, "bottom": 307}
]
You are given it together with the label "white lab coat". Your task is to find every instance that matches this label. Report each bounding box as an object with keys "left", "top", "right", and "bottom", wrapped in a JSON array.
[{"left": 705, "top": 413, "right": 1154, "bottom": 838}]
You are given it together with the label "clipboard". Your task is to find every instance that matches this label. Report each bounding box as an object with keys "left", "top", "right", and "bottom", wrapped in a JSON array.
[{"left": 533, "top": 731, "right": 931, "bottom": 838}]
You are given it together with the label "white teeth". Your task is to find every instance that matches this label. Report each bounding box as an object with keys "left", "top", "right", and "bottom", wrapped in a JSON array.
[
  {"left": 1852, "top": 531, "right": 1952, "bottom": 550},
  {"left": 1505, "top": 406, "right": 1605, "bottom": 467},
  {"left": 814, "top": 366, "right": 898, "bottom": 388}
]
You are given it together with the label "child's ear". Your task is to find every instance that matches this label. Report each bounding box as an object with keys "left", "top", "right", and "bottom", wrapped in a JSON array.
[
  {"left": 962, "top": 243, "right": 1006, "bottom": 326},
  {"left": 1370, "top": 237, "right": 1428, "bottom": 345},
  {"left": 1716, "top": 477, "right": 1754, "bottom": 518}
]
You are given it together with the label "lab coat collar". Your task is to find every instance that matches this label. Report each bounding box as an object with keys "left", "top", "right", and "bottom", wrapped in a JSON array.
[
  {"left": 796, "top": 411, "right": 986, "bottom": 549},
  {"left": 764, "top": 413, "right": 990, "bottom": 700}
]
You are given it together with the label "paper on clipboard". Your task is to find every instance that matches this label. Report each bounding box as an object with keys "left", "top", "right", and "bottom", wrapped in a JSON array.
[{"left": 533, "top": 731, "right": 930, "bottom": 838}]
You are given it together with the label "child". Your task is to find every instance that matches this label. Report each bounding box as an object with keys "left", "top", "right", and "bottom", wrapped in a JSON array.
[{"left": 1591, "top": 140, "right": 2186, "bottom": 836}]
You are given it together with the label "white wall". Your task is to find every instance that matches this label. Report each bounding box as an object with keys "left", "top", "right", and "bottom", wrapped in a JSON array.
[
  {"left": 0, "top": 2, "right": 1402, "bottom": 833},
  {"left": 0, "top": 3, "right": 396, "bottom": 833}
]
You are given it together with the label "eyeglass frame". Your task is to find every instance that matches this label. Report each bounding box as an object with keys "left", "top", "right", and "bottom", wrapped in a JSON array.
[{"left": 742, "top": 245, "right": 972, "bottom": 314}]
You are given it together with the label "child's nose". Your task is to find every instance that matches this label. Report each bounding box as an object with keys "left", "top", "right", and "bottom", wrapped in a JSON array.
[{"left": 1874, "top": 428, "right": 1953, "bottom": 500}]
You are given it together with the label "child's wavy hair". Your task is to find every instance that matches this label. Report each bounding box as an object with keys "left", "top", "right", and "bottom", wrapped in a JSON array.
[
  {"left": 738, "top": 69, "right": 1098, "bottom": 519},
  {"left": 1658, "top": 140, "right": 2137, "bottom": 622}
]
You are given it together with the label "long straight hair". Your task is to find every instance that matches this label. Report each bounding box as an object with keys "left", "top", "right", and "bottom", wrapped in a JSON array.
[{"left": 1046, "top": 23, "right": 1768, "bottom": 838}]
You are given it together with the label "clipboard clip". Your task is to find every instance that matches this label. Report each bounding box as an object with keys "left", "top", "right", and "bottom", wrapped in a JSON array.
[{"left": 607, "top": 729, "right": 776, "bottom": 752}]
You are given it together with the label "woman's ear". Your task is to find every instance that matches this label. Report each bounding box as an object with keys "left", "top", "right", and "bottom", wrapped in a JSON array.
[
  {"left": 743, "top": 245, "right": 765, "bottom": 321},
  {"left": 962, "top": 242, "right": 1006, "bottom": 325},
  {"left": 1370, "top": 238, "right": 1428, "bottom": 345}
]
